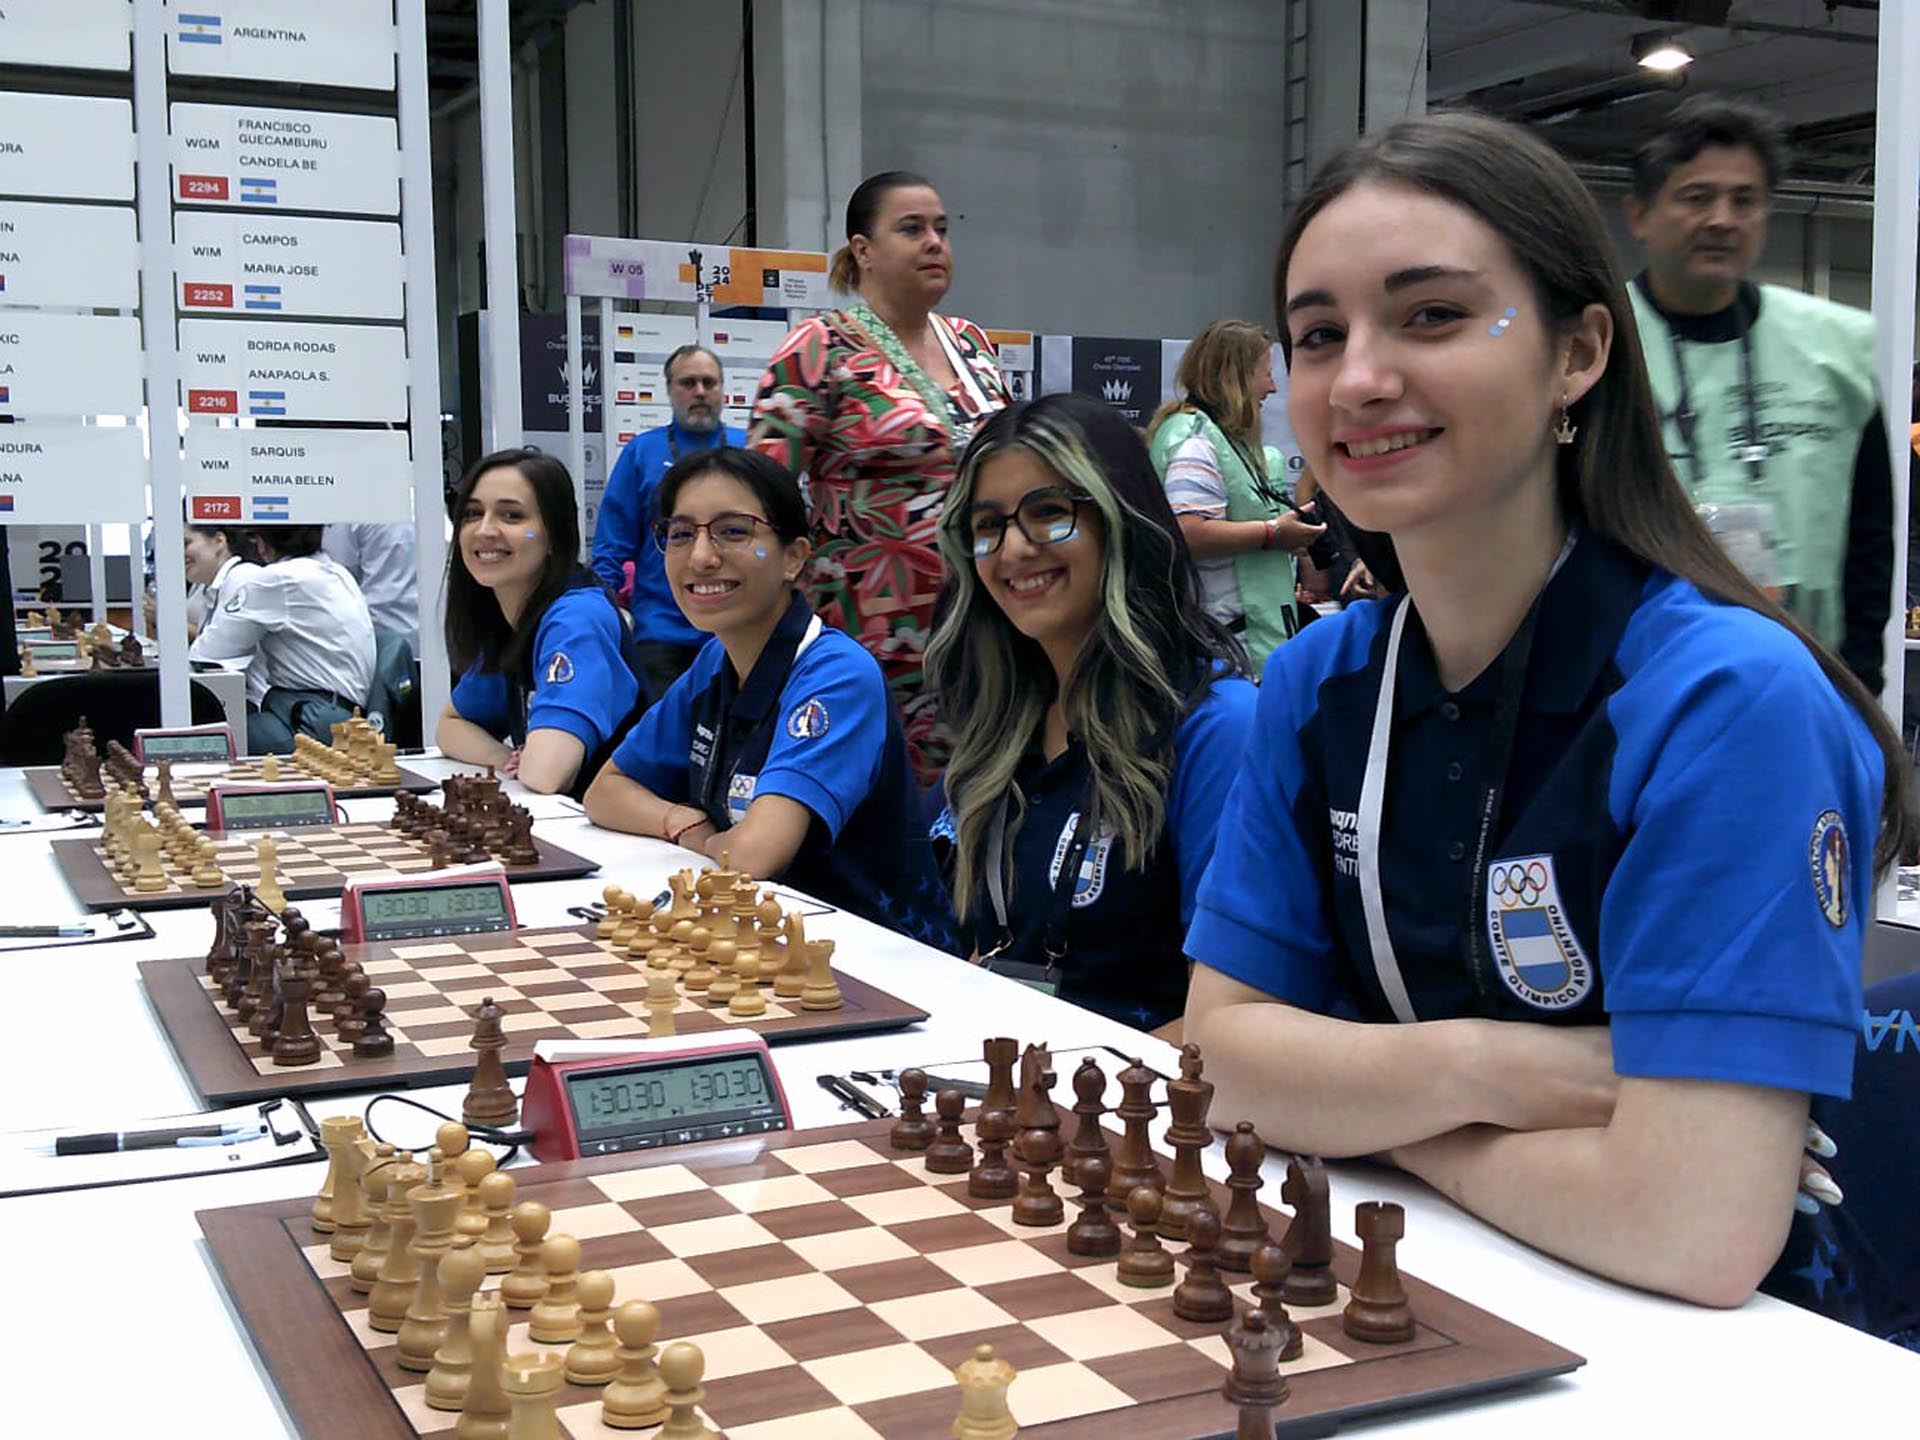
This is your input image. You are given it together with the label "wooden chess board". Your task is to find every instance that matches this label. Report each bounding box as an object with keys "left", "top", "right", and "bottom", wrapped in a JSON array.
[
  {"left": 199, "top": 1118, "right": 1581, "bottom": 1440},
  {"left": 51, "top": 824, "right": 598, "bottom": 913},
  {"left": 140, "top": 923, "right": 929, "bottom": 1104},
  {"left": 24, "top": 759, "right": 440, "bottom": 812}
]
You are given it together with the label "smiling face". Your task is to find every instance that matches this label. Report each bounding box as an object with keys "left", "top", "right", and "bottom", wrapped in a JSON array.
[
  {"left": 662, "top": 472, "right": 807, "bottom": 637},
  {"left": 1282, "top": 181, "right": 1599, "bottom": 544},
  {"left": 852, "top": 185, "right": 952, "bottom": 311},
  {"left": 1626, "top": 144, "right": 1770, "bottom": 313},
  {"left": 183, "top": 528, "right": 230, "bottom": 587},
  {"left": 969, "top": 447, "right": 1106, "bottom": 665},
  {"left": 458, "top": 464, "right": 551, "bottom": 601}
]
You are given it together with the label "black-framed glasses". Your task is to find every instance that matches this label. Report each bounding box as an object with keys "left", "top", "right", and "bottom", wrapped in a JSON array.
[
  {"left": 652, "top": 512, "right": 773, "bottom": 552},
  {"left": 962, "top": 486, "right": 1090, "bottom": 558}
]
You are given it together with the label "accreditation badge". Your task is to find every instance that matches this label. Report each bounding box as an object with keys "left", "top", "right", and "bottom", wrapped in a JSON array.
[{"left": 1486, "top": 854, "right": 1595, "bottom": 1011}]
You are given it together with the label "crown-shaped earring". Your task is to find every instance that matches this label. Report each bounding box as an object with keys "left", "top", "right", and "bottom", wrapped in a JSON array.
[{"left": 1554, "top": 396, "right": 1578, "bottom": 446}]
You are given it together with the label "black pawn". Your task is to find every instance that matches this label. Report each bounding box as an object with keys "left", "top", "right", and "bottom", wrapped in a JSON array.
[
  {"left": 1067, "top": 1152, "right": 1122, "bottom": 1258},
  {"left": 1012, "top": 1126, "right": 1064, "bottom": 1227},
  {"left": 354, "top": 986, "right": 395, "bottom": 1057},
  {"left": 1173, "top": 1208, "right": 1236, "bottom": 1323},
  {"left": 967, "top": 1106, "right": 1020, "bottom": 1201},
  {"left": 1117, "top": 1184, "right": 1175, "bottom": 1289},
  {"left": 1250, "top": 1241, "right": 1303, "bottom": 1361},
  {"left": 889, "top": 1068, "right": 935, "bottom": 1151},
  {"left": 923, "top": 1089, "right": 974, "bottom": 1175}
]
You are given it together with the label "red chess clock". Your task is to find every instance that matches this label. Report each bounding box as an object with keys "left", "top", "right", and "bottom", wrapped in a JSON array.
[
  {"left": 522, "top": 1036, "right": 792, "bottom": 1162},
  {"left": 203, "top": 780, "right": 337, "bottom": 830},
  {"left": 134, "top": 724, "right": 237, "bottom": 765},
  {"left": 339, "top": 864, "right": 517, "bottom": 945}
]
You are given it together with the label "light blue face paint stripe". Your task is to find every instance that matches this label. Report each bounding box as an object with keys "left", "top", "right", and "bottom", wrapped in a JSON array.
[{"left": 1488, "top": 306, "right": 1518, "bottom": 337}]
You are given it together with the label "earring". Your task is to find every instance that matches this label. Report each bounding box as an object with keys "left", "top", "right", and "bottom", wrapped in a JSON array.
[{"left": 1554, "top": 397, "right": 1578, "bottom": 447}]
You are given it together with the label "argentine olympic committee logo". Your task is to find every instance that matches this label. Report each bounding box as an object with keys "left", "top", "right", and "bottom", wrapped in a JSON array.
[
  {"left": 1486, "top": 853, "right": 1593, "bottom": 1011},
  {"left": 544, "top": 651, "right": 574, "bottom": 685},
  {"left": 786, "top": 696, "right": 830, "bottom": 740},
  {"left": 1809, "top": 809, "right": 1848, "bottom": 929},
  {"left": 1049, "top": 812, "right": 1116, "bottom": 909}
]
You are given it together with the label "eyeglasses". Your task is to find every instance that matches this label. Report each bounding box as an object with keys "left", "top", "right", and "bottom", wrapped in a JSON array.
[
  {"left": 652, "top": 512, "right": 773, "bottom": 552},
  {"left": 961, "top": 487, "right": 1090, "bottom": 558}
]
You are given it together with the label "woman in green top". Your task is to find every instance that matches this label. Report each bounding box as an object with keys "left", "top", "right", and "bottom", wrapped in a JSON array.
[{"left": 1148, "top": 320, "right": 1327, "bottom": 675}]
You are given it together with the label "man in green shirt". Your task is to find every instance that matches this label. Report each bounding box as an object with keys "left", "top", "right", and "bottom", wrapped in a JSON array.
[{"left": 1626, "top": 95, "right": 1892, "bottom": 693}]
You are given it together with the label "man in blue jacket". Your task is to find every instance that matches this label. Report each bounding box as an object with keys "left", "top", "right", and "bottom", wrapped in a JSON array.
[{"left": 590, "top": 342, "right": 744, "bottom": 702}]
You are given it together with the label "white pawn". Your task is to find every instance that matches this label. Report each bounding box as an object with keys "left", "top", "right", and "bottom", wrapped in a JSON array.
[
  {"left": 564, "top": 1270, "right": 621, "bottom": 1385},
  {"left": 500, "top": 1201, "right": 550, "bottom": 1308},
  {"left": 476, "top": 1172, "right": 519, "bottom": 1273},
  {"left": 426, "top": 1242, "right": 486, "bottom": 1411},
  {"left": 602, "top": 1300, "right": 669, "bottom": 1430},
  {"left": 527, "top": 1234, "right": 583, "bottom": 1344},
  {"left": 656, "top": 1342, "right": 720, "bottom": 1439}
]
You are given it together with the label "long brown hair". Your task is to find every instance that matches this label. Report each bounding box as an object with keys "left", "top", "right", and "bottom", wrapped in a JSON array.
[
  {"left": 1146, "top": 319, "right": 1272, "bottom": 458},
  {"left": 1273, "top": 111, "right": 1914, "bottom": 873}
]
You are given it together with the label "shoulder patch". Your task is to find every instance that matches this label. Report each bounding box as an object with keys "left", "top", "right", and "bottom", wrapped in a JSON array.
[
  {"left": 223, "top": 586, "right": 247, "bottom": 614},
  {"left": 786, "top": 695, "right": 830, "bottom": 740},
  {"left": 1486, "top": 854, "right": 1595, "bottom": 1011},
  {"left": 545, "top": 651, "right": 575, "bottom": 685},
  {"left": 1810, "top": 809, "right": 1848, "bottom": 928}
]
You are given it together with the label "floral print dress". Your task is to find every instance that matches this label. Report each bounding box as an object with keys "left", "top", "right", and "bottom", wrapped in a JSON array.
[{"left": 748, "top": 308, "right": 1009, "bottom": 781}]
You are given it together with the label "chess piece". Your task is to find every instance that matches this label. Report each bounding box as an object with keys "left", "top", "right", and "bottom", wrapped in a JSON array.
[
  {"left": 501, "top": 1349, "right": 565, "bottom": 1440},
  {"left": 1064, "top": 1055, "right": 1110, "bottom": 1189},
  {"left": 477, "top": 1171, "right": 520, "bottom": 1273},
  {"left": 889, "top": 1068, "right": 935, "bottom": 1151},
  {"left": 1014, "top": 1043, "right": 1052, "bottom": 1129},
  {"left": 923, "top": 1088, "right": 975, "bottom": 1175},
  {"left": 253, "top": 835, "right": 286, "bottom": 913},
  {"left": 646, "top": 969, "right": 678, "bottom": 1038},
  {"left": 368, "top": 1156, "right": 430, "bottom": 1331},
  {"left": 656, "top": 1341, "right": 720, "bottom": 1438},
  {"left": 967, "top": 1106, "right": 1020, "bottom": 1201},
  {"left": 951, "top": 1342, "right": 1018, "bottom": 1440},
  {"left": 727, "top": 941, "right": 766, "bottom": 1017},
  {"left": 1343, "top": 1201, "right": 1416, "bottom": 1343},
  {"left": 454, "top": 1149, "right": 497, "bottom": 1243},
  {"left": 336, "top": 969, "right": 370, "bottom": 1044},
  {"left": 262, "top": 753, "right": 281, "bottom": 782},
  {"left": 1219, "top": 1121, "right": 1271, "bottom": 1273},
  {"left": 565, "top": 1270, "right": 622, "bottom": 1385},
  {"left": 397, "top": 1173, "right": 464, "bottom": 1370},
  {"left": 1279, "top": 1156, "right": 1338, "bottom": 1308},
  {"left": 464, "top": 996, "right": 519, "bottom": 1126},
  {"left": 773, "top": 911, "right": 808, "bottom": 998},
  {"left": 191, "top": 837, "right": 224, "bottom": 888},
  {"left": 981, "top": 1036, "right": 1018, "bottom": 1116},
  {"left": 1068, "top": 1151, "right": 1123, "bottom": 1258},
  {"left": 1109, "top": 1057, "right": 1165, "bottom": 1209},
  {"left": 17, "top": 647, "right": 34, "bottom": 678},
  {"left": 269, "top": 956, "right": 323, "bottom": 1067},
  {"left": 1250, "top": 1241, "right": 1304, "bottom": 1361},
  {"left": 704, "top": 937, "right": 739, "bottom": 1006},
  {"left": 501, "top": 1201, "right": 551, "bottom": 1308},
  {"left": 1224, "top": 1308, "right": 1290, "bottom": 1435},
  {"left": 349, "top": 1145, "right": 401, "bottom": 1292},
  {"left": 601, "top": 1299, "right": 669, "bottom": 1429},
  {"left": 329, "top": 1136, "right": 376, "bottom": 1263},
  {"left": 461, "top": 1293, "right": 512, "bottom": 1438},
  {"left": 1118, "top": 1184, "right": 1176, "bottom": 1288},
  {"left": 155, "top": 758, "right": 176, "bottom": 809},
  {"left": 1173, "top": 1208, "right": 1236, "bottom": 1323},
  {"left": 528, "top": 1233, "right": 584, "bottom": 1343},
  {"left": 355, "top": 986, "right": 395, "bottom": 1057},
  {"left": 426, "top": 1241, "right": 487, "bottom": 1410},
  {"left": 799, "top": 936, "right": 842, "bottom": 1009},
  {"left": 1013, "top": 1122, "right": 1065, "bottom": 1227},
  {"left": 312, "top": 1114, "right": 365, "bottom": 1235},
  {"left": 1159, "top": 1043, "right": 1218, "bottom": 1243},
  {"left": 131, "top": 824, "right": 167, "bottom": 892},
  {"left": 682, "top": 926, "right": 716, "bottom": 991}
]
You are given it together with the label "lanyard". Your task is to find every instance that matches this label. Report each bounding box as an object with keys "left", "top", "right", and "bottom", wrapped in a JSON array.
[
  {"left": 692, "top": 613, "right": 824, "bottom": 816},
  {"left": 980, "top": 785, "right": 1098, "bottom": 970},
  {"left": 1664, "top": 317, "right": 1768, "bottom": 489},
  {"left": 1355, "top": 535, "right": 1574, "bottom": 1021}
]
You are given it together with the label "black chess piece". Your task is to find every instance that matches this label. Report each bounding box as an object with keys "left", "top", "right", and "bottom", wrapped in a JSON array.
[
  {"left": 967, "top": 1106, "right": 1020, "bottom": 1201},
  {"left": 1250, "top": 1241, "right": 1304, "bottom": 1361},
  {"left": 1067, "top": 1152, "right": 1122, "bottom": 1258},
  {"left": 1223, "top": 1308, "right": 1290, "bottom": 1436},
  {"left": 1117, "top": 1185, "right": 1176, "bottom": 1288},
  {"left": 354, "top": 986, "right": 395, "bottom": 1057},
  {"left": 1342, "top": 1201, "right": 1415, "bottom": 1344},
  {"left": 1218, "top": 1121, "right": 1271, "bottom": 1273},
  {"left": 1064, "top": 1056, "right": 1109, "bottom": 1190},
  {"left": 1173, "top": 1208, "right": 1236, "bottom": 1323},
  {"left": 1011, "top": 1124, "right": 1064, "bottom": 1227},
  {"left": 889, "top": 1068, "right": 935, "bottom": 1151},
  {"left": 923, "top": 1089, "right": 974, "bottom": 1175},
  {"left": 1280, "top": 1156, "right": 1338, "bottom": 1308}
]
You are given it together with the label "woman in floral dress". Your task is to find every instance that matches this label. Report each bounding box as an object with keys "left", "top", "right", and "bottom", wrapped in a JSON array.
[{"left": 749, "top": 170, "right": 1008, "bottom": 780}]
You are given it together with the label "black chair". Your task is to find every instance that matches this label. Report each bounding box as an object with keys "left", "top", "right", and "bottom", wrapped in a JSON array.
[{"left": 0, "top": 671, "right": 229, "bottom": 765}]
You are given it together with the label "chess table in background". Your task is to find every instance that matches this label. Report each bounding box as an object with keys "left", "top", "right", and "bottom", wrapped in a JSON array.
[
  {"left": 23, "top": 758, "right": 441, "bottom": 812},
  {"left": 199, "top": 1118, "right": 1580, "bottom": 1440},
  {"left": 141, "top": 923, "right": 930, "bottom": 1105},
  {"left": 51, "top": 824, "right": 598, "bottom": 913}
]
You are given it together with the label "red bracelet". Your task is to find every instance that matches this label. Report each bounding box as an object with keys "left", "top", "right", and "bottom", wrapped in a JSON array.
[
  {"left": 1263, "top": 518, "right": 1281, "bottom": 550},
  {"left": 666, "top": 812, "right": 707, "bottom": 847}
]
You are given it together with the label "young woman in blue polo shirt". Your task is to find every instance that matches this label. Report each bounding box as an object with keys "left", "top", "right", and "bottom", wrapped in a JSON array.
[
  {"left": 927, "top": 393, "right": 1257, "bottom": 1033},
  {"left": 583, "top": 447, "right": 953, "bottom": 948},
  {"left": 437, "top": 448, "right": 646, "bottom": 799},
  {"left": 1183, "top": 113, "right": 1912, "bottom": 1310}
]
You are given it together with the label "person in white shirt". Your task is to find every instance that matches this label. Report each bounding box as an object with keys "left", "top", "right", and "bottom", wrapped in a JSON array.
[
  {"left": 152, "top": 523, "right": 260, "bottom": 645},
  {"left": 190, "top": 524, "right": 376, "bottom": 753},
  {"left": 324, "top": 523, "right": 419, "bottom": 650}
]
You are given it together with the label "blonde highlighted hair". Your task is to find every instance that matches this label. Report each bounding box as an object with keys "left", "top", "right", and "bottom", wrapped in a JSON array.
[{"left": 1146, "top": 319, "right": 1273, "bottom": 456}]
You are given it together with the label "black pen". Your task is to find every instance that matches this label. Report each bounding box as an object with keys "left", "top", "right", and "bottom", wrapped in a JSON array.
[
  {"left": 817, "top": 1074, "right": 890, "bottom": 1119},
  {"left": 0, "top": 924, "right": 89, "bottom": 939},
  {"left": 49, "top": 1124, "right": 246, "bottom": 1155}
]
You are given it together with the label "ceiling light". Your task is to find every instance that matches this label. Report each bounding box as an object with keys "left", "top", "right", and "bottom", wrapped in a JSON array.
[{"left": 1633, "top": 32, "right": 1694, "bottom": 72}]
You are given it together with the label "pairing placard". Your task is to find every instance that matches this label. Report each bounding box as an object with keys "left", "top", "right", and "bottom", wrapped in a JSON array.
[
  {"left": 178, "top": 319, "right": 407, "bottom": 422},
  {"left": 0, "top": 201, "right": 139, "bottom": 310},
  {"left": 166, "top": 0, "right": 396, "bottom": 91},
  {"left": 0, "top": 426, "right": 146, "bottom": 524},
  {"left": 0, "top": 314, "right": 144, "bottom": 418},
  {"left": 171, "top": 103, "right": 399, "bottom": 216},
  {"left": 0, "top": 0, "right": 131, "bottom": 73},
  {"left": 175, "top": 213, "right": 404, "bottom": 320},
  {"left": 184, "top": 427, "right": 413, "bottom": 525},
  {"left": 0, "top": 92, "right": 135, "bottom": 202}
]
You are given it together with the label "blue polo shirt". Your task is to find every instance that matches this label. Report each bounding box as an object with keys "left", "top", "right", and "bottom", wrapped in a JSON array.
[
  {"left": 611, "top": 594, "right": 956, "bottom": 950},
  {"left": 1188, "top": 535, "right": 1876, "bottom": 1098},
  {"left": 936, "top": 676, "right": 1256, "bottom": 1031},
  {"left": 450, "top": 580, "right": 645, "bottom": 797},
  {"left": 591, "top": 420, "right": 745, "bottom": 648}
]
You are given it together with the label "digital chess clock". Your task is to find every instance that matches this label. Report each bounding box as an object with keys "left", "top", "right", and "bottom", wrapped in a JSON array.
[
  {"left": 522, "top": 1036, "right": 792, "bottom": 1162},
  {"left": 204, "top": 781, "right": 338, "bottom": 830},
  {"left": 28, "top": 642, "right": 78, "bottom": 661},
  {"left": 135, "top": 724, "right": 237, "bottom": 765},
  {"left": 339, "top": 864, "right": 518, "bottom": 944}
]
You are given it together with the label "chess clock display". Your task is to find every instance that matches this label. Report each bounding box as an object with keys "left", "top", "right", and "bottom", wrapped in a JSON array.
[
  {"left": 26, "top": 641, "right": 78, "bottom": 661},
  {"left": 204, "top": 781, "right": 338, "bottom": 830},
  {"left": 339, "top": 864, "right": 518, "bottom": 944},
  {"left": 134, "top": 724, "right": 237, "bottom": 765},
  {"left": 521, "top": 1036, "right": 792, "bottom": 1161}
]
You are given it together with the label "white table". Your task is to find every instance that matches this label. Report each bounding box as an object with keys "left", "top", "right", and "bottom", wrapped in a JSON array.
[{"left": 0, "top": 760, "right": 1910, "bottom": 1436}]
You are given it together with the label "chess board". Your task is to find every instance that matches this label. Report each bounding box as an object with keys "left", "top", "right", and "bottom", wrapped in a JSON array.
[
  {"left": 140, "top": 923, "right": 929, "bottom": 1104},
  {"left": 24, "top": 759, "right": 440, "bottom": 812},
  {"left": 52, "top": 824, "right": 598, "bottom": 913},
  {"left": 199, "top": 1118, "right": 1581, "bottom": 1440}
]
